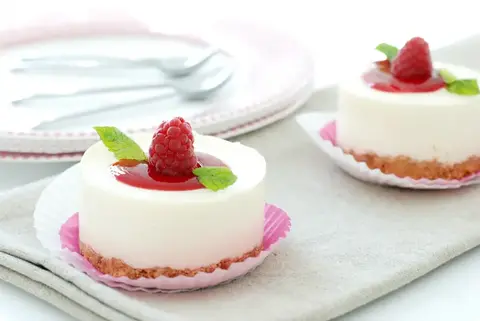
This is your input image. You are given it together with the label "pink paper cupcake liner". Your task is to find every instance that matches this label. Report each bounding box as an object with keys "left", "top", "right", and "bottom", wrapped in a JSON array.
[
  {"left": 59, "top": 203, "right": 291, "bottom": 293},
  {"left": 318, "top": 120, "right": 480, "bottom": 189}
]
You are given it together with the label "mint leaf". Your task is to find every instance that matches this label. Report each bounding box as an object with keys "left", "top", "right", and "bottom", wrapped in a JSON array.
[
  {"left": 438, "top": 69, "right": 480, "bottom": 96},
  {"left": 445, "top": 79, "right": 480, "bottom": 96},
  {"left": 93, "top": 126, "right": 148, "bottom": 161},
  {"left": 439, "top": 69, "right": 457, "bottom": 84},
  {"left": 193, "top": 167, "right": 237, "bottom": 191},
  {"left": 375, "top": 43, "right": 398, "bottom": 61}
]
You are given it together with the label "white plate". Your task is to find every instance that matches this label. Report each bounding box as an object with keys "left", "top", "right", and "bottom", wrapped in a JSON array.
[
  {"left": 0, "top": 15, "right": 313, "bottom": 154},
  {"left": 0, "top": 82, "right": 313, "bottom": 163}
]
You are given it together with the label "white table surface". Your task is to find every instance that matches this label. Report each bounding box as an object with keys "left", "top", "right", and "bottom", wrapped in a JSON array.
[{"left": 1, "top": 1, "right": 480, "bottom": 320}]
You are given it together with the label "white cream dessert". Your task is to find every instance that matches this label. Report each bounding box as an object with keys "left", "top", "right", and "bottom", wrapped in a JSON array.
[
  {"left": 336, "top": 37, "right": 480, "bottom": 180},
  {"left": 79, "top": 117, "right": 266, "bottom": 278}
]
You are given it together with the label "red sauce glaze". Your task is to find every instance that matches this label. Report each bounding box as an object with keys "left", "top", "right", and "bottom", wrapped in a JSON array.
[
  {"left": 363, "top": 60, "right": 445, "bottom": 93},
  {"left": 110, "top": 152, "right": 227, "bottom": 191}
]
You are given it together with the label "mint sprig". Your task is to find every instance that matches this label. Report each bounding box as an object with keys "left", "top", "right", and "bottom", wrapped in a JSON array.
[
  {"left": 446, "top": 79, "right": 480, "bottom": 96},
  {"left": 193, "top": 167, "right": 237, "bottom": 191},
  {"left": 438, "top": 69, "right": 480, "bottom": 96},
  {"left": 375, "top": 43, "right": 398, "bottom": 61},
  {"left": 93, "top": 126, "right": 148, "bottom": 161},
  {"left": 438, "top": 69, "right": 456, "bottom": 84}
]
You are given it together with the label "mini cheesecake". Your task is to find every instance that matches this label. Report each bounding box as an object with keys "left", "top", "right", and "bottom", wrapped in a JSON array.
[
  {"left": 79, "top": 118, "right": 266, "bottom": 279},
  {"left": 336, "top": 37, "right": 480, "bottom": 180}
]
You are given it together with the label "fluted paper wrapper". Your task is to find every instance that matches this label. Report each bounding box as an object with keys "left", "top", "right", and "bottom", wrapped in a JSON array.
[
  {"left": 296, "top": 112, "right": 480, "bottom": 189},
  {"left": 58, "top": 204, "right": 291, "bottom": 293}
]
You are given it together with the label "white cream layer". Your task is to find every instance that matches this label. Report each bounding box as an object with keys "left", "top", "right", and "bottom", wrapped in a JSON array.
[
  {"left": 337, "top": 62, "right": 480, "bottom": 163},
  {"left": 79, "top": 133, "right": 266, "bottom": 269}
]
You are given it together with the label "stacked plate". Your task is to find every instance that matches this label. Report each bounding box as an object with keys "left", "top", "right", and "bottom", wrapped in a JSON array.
[{"left": 0, "top": 15, "right": 314, "bottom": 162}]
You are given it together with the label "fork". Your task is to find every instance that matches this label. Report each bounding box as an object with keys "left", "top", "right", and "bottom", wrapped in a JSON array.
[
  {"left": 11, "top": 47, "right": 221, "bottom": 78},
  {"left": 2, "top": 66, "right": 233, "bottom": 131}
]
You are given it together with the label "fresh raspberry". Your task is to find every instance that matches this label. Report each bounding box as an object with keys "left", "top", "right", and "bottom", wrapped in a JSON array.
[
  {"left": 391, "top": 37, "right": 433, "bottom": 82},
  {"left": 148, "top": 117, "right": 197, "bottom": 176}
]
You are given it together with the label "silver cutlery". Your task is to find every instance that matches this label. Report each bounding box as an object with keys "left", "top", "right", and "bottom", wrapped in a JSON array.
[
  {"left": 11, "top": 47, "right": 221, "bottom": 78},
  {"left": 13, "top": 65, "right": 232, "bottom": 105},
  {"left": 0, "top": 66, "right": 233, "bottom": 131}
]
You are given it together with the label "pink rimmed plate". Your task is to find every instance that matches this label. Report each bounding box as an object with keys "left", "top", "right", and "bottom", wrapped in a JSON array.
[
  {"left": 0, "top": 81, "right": 313, "bottom": 163},
  {"left": 58, "top": 204, "right": 290, "bottom": 293},
  {"left": 296, "top": 112, "right": 480, "bottom": 189},
  {"left": 0, "top": 12, "right": 313, "bottom": 155}
]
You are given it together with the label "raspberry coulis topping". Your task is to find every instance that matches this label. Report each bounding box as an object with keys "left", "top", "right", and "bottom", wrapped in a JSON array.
[
  {"left": 111, "top": 117, "right": 227, "bottom": 191},
  {"left": 364, "top": 37, "right": 445, "bottom": 93},
  {"left": 111, "top": 152, "right": 226, "bottom": 191}
]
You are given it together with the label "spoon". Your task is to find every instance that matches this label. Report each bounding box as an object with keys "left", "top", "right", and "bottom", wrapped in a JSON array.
[
  {"left": 1, "top": 66, "right": 233, "bottom": 131},
  {"left": 11, "top": 47, "right": 221, "bottom": 78},
  {"left": 12, "top": 65, "right": 233, "bottom": 105}
]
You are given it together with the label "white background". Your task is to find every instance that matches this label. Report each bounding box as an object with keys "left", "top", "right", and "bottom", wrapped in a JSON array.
[{"left": 1, "top": 0, "right": 480, "bottom": 320}]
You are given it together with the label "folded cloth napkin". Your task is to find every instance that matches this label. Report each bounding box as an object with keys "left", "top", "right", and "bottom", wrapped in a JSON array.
[
  {"left": 0, "top": 252, "right": 110, "bottom": 321},
  {"left": 0, "top": 178, "right": 142, "bottom": 321},
  {"left": 2, "top": 35, "right": 480, "bottom": 321}
]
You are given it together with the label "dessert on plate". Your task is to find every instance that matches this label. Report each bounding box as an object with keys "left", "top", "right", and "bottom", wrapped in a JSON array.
[
  {"left": 336, "top": 37, "right": 480, "bottom": 180},
  {"left": 79, "top": 117, "right": 266, "bottom": 279}
]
